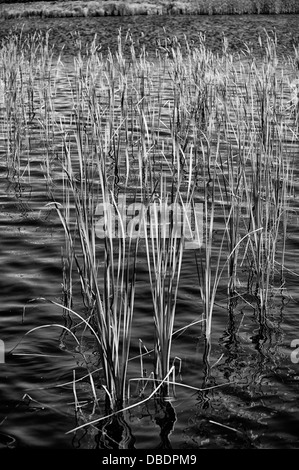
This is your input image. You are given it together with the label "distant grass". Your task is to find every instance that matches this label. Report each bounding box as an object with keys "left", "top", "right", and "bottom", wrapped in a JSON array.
[{"left": 0, "top": 0, "right": 299, "bottom": 19}]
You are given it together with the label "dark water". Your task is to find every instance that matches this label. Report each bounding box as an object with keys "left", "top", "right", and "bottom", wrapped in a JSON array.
[{"left": 0, "top": 14, "right": 299, "bottom": 450}]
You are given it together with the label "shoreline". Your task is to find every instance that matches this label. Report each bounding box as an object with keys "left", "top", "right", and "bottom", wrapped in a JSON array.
[{"left": 0, "top": 1, "right": 299, "bottom": 19}]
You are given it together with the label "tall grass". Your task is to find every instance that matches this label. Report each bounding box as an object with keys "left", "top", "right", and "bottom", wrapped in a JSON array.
[
  {"left": 0, "top": 30, "right": 62, "bottom": 185},
  {"left": 0, "top": 29, "right": 296, "bottom": 430},
  {"left": 1, "top": 0, "right": 299, "bottom": 19},
  {"left": 155, "top": 30, "right": 295, "bottom": 343}
]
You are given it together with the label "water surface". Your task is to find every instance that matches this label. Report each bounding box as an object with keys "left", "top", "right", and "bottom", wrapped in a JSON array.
[{"left": 0, "top": 13, "right": 299, "bottom": 449}]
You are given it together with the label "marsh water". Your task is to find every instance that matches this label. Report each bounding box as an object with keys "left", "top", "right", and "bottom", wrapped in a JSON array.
[{"left": 0, "top": 14, "right": 299, "bottom": 449}]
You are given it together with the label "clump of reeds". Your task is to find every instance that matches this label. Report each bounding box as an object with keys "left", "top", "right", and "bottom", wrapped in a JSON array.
[
  {"left": 159, "top": 30, "right": 295, "bottom": 344},
  {"left": 0, "top": 30, "right": 62, "bottom": 186},
  {"left": 1, "top": 28, "right": 296, "bottom": 434},
  {"left": 51, "top": 31, "right": 186, "bottom": 410}
]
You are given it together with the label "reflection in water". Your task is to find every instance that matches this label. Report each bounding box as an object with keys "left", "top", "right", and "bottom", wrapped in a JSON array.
[
  {"left": 181, "top": 292, "right": 295, "bottom": 448},
  {"left": 96, "top": 413, "right": 136, "bottom": 450},
  {"left": 0, "top": 432, "right": 17, "bottom": 449},
  {"left": 92, "top": 400, "right": 177, "bottom": 450},
  {"left": 71, "top": 398, "right": 177, "bottom": 449},
  {"left": 220, "top": 293, "right": 286, "bottom": 386},
  {"left": 153, "top": 399, "right": 176, "bottom": 449}
]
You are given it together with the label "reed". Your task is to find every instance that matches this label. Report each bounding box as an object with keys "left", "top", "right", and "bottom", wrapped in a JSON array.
[
  {"left": 143, "top": 172, "right": 185, "bottom": 394},
  {"left": 55, "top": 48, "right": 139, "bottom": 410},
  {"left": 232, "top": 34, "right": 294, "bottom": 314}
]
